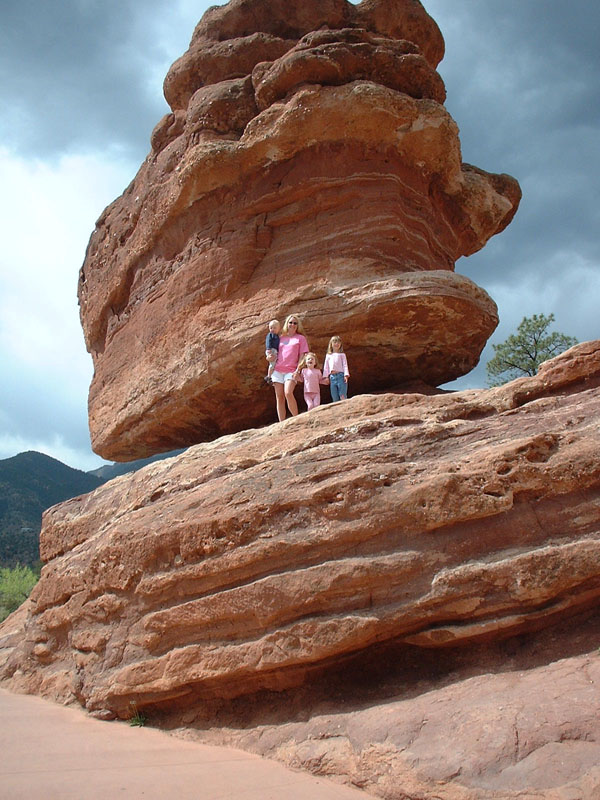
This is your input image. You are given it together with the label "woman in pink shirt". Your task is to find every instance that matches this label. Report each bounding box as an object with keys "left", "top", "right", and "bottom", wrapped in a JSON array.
[
  {"left": 271, "top": 313, "right": 309, "bottom": 420},
  {"left": 323, "top": 335, "right": 350, "bottom": 401},
  {"left": 293, "top": 352, "right": 329, "bottom": 410}
]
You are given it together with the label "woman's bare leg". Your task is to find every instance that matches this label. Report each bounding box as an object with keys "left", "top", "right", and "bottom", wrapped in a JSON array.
[
  {"left": 274, "top": 382, "right": 287, "bottom": 421},
  {"left": 284, "top": 379, "right": 299, "bottom": 416}
]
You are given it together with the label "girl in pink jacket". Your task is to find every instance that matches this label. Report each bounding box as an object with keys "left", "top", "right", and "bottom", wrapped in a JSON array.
[
  {"left": 323, "top": 336, "right": 350, "bottom": 401},
  {"left": 294, "top": 352, "right": 329, "bottom": 410}
]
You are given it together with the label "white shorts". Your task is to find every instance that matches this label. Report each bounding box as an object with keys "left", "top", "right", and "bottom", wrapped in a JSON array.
[{"left": 271, "top": 370, "right": 296, "bottom": 384}]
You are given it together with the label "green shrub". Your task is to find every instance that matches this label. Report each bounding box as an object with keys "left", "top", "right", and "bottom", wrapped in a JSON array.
[
  {"left": 0, "top": 563, "right": 39, "bottom": 622},
  {"left": 128, "top": 701, "right": 148, "bottom": 727}
]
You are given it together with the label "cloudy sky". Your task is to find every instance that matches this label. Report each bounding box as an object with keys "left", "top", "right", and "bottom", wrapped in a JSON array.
[{"left": 1, "top": 0, "right": 598, "bottom": 472}]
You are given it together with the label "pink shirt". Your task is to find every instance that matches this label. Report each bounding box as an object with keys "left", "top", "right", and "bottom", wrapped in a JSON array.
[
  {"left": 298, "top": 367, "right": 327, "bottom": 394},
  {"left": 323, "top": 352, "right": 349, "bottom": 377},
  {"left": 275, "top": 334, "right": 309, "bottom": 373}
]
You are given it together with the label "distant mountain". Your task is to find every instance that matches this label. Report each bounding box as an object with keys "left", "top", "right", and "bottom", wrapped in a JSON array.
[
  {"left": 87, "top": 449, "right": 185, "bottom": 482},
  {"left": 0, "top": 451, "right": 105, "bottom": 566},
  {"left": 0, "top": 449, "right": 187, "bottom": 566}
]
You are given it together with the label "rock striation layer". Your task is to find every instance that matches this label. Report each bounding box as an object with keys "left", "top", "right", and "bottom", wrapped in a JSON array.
[
  {"left": 175, "top": 633, "right": 600, "bottom": 800},
  {"left": 78, "top": 0, "right": 521, "bottom": 460}
]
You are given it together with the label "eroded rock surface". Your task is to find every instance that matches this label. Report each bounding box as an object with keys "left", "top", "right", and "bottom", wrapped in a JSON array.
[
  {"left": 78, "top": 0, "right": 520, "bottom": 460},
  {"left": 1, "top": 342, "right": 599, "bottom": 800},
  {"left": 172, "top": 637, "right": 600, "bottom": 800}
]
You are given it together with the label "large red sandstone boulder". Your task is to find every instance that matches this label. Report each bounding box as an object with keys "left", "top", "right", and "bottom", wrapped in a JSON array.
[
  {"left": 1, "top": 342, "right": 599, "bottom": 800},
  {"left": 78, "top": 0, "right": 520, "bottom": 460},
  {"left": 254, "top": 650, "right": 600, "bottom": 799}
]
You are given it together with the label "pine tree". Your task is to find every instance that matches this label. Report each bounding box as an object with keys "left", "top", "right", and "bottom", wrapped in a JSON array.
[{"left": 486, "top": 313, "right": 578, "bottom": 386}]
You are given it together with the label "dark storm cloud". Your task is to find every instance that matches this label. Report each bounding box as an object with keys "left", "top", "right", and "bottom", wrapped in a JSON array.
[
  {"left": 426, "top": 0, "right": 600, "bottom": 354},
  {"left": 0, "top": 0, "right": 178, "bottom": 158}
]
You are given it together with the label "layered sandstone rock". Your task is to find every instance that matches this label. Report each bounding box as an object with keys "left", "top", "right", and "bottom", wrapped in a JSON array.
[
  {"left": 1, "top": 343, "right": 598, "bottom": 744},
  {"left": 178, "top": 635, "right": 600, "bottom": 800},
  {"left": 78, "top": 0, "right": 521, "bottom": 460}
]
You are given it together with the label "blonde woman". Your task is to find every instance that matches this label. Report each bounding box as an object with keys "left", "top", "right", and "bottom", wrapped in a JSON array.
[{"left": 271, "top": 314, "right": 309, "bottom": 420}]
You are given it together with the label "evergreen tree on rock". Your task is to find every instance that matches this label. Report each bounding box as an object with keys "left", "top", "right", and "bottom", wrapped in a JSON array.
[{"left": 486, "top": 313, "right": 578, "bottom": 386}]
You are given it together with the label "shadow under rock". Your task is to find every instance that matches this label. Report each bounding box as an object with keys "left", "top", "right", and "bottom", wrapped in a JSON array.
[{"left": 152, "top": 606, "right": 600, "bottom": 734}]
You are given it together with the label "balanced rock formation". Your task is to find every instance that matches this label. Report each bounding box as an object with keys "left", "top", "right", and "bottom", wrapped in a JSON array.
[
  {"left": 1, "top": 341, "right": 599, "bottom": 800},
  {"left": 78, "top": 0, "right": 521, "bottom": 461}
]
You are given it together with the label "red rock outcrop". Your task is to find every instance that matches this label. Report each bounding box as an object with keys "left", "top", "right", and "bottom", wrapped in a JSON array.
[
  {"left": 189, "top": 641, "right": 600, "bottom": 800},
  {"left": 1, "top": 342, "right": 599, "bottom": 800},
  {"left": 78, "top": 0, "right": 521, "bottom": 460}
]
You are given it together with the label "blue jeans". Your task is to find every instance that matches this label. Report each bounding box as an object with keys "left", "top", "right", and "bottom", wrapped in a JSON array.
[{"left": 329, "top": 372, "right": 347, "bottom": 402}]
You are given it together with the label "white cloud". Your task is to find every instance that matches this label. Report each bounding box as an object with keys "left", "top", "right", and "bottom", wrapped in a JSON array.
[{"left": 0, "top": 147, "right": 137, "bottom": 470}]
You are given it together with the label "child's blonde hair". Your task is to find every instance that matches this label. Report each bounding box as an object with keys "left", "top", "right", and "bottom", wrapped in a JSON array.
[
  {"left": 283, "top": 313, "right": 306, "bottom": 335},
  {"left": 298, "top": 351, "right": 319, "bottom": 370},
  {"left": 268, "top": 318, "right": 280, "bottom": 329},
  {"left": 326, "top": 335, "right": 344, "bottom": 353}
]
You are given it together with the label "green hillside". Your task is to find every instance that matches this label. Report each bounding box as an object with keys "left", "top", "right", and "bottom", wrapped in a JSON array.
[{"left": 0, "top": 451, "right": 105, "bottom": 566}]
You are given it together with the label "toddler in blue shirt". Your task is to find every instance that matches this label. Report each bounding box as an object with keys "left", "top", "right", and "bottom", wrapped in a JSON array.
[{"left": 264, "top": 319, "right": 281, "bottom": 384}]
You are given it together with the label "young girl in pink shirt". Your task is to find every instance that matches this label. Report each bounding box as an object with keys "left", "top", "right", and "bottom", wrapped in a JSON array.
[
  {"left": 294, "top": 352, "right": 329, "bottom": 410},
  {"left": 323, "top": 335, "right": 350, "bottom": 401}
]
